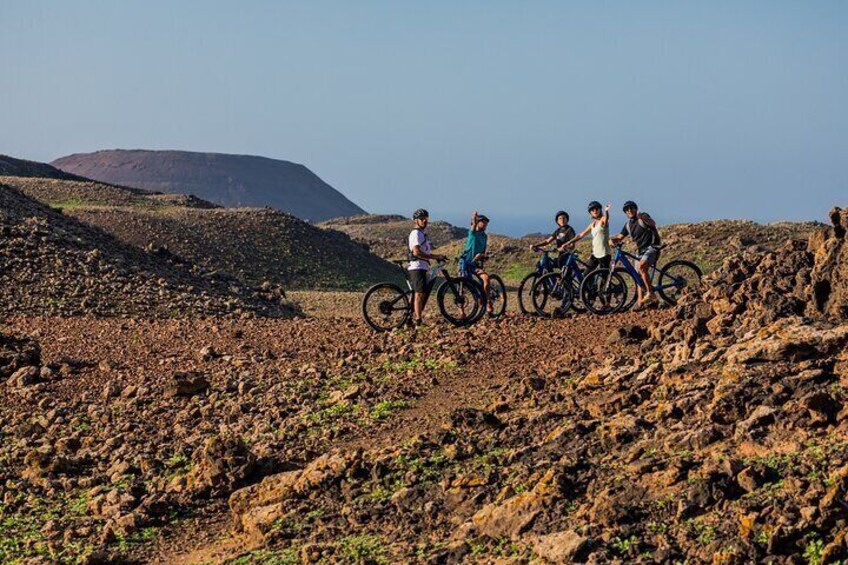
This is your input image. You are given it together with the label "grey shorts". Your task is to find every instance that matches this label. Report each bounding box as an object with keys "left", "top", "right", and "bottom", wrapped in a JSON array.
[
  {"left": 638, "top": 247, "right": 661, "bottom": 266},
  {"left": 407, "top": 269, "right": 429, "bottom": 293}
]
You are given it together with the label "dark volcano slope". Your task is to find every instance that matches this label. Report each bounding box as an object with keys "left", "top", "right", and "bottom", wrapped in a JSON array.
[
  {"left": 0, "top": 154, "right": 86, "bottom": 180},
  {"left": 4, "top": 176, "right": 400, "bottom": 291},
  {"left": 51, "top": 149, "right": 366, "bottom": 222},
  {"left": 0, "top": 182, "right": 295, "bottom": 318}
]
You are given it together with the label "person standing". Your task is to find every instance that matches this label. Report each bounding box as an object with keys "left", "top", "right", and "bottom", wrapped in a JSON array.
[
  {"left": 462, "top": 211, "right": 492, "bottom": 314},
  {"left": 530, "top": 210, "right": 576, "bottom": 267},
  {"left": 408, "top": 209, "right": 447, "bottom": 325},
  {"left": 566, "top": 201, "right": 611, "bottom": 272},
  {"left": 610, "top": 200, "right": 661, "bottom": 310}
]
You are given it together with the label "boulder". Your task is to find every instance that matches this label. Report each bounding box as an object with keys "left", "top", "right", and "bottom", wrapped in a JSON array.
[
  {"left": 185, "top": 435, "right": 256, "bottom": 498},
  {"left": 165, "top": 371, "right": 209, "bottom": 397},
  {"left": 529, "top": 530, "right": 592, "bottom": 563}
]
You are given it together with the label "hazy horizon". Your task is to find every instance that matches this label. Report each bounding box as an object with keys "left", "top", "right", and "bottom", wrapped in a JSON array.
[{"left": 2, "top": 1, "right": 846, "bottom": 233}]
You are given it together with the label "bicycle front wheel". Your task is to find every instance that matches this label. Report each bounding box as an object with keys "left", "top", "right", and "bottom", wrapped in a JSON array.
[
  {"left": 615, "top": 267, "right": 639, "bottom": 312},
  {"left": 437, "top": 277, "right": 486, "bottom": 326},
  {"left": 657, "top": 260, "right": 703, "bottom": 305},
  {"left": 361, "top": 283, "right": 411, "bottom": 331},
  {"left": 580, "top": 269, "right": 628, "bottom": 315},
  {"left": 531, "top": 272, "right": 573, "bottom": 318}
]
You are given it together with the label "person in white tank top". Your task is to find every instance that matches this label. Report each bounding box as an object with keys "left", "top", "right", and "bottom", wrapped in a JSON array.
[{"left": 565, "top": 201, "right": 612, "bottom": 272}]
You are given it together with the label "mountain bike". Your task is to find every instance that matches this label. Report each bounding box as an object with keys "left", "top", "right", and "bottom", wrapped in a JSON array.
[
  {"left": 517, "top": 248, "right": 557, "bottom": 315},
  {"left": 361, "top": 261, "right": 487, "bottom": 331},
  {"left": 461, "top": 257, "right": 507, "bottom": 319},
  {"left": 529, "top": 251, "right": 591, "bottom": 317},
  {"left": 579, "top": 244, "right": 702, "bottom": 315}
]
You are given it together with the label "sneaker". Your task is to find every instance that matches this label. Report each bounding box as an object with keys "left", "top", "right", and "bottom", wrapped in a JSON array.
[{"left": 634, "top": 295, "right": 658, "bottom": 311}]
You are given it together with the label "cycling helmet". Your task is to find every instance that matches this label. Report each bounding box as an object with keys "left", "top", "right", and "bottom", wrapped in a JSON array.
[
  {"left": 412, "top": 208, "right": 429, "bottom": 220},
  {"left": 587, "top": 201, "right": 602, "bottom": 212},
  {"left": 555, "top": 210, "right": 569, "bottom": 222},
  {"left": 622, "top": 200, "right": 638, "bottom": 211},
  {"left": 477, "top": 214, "right": 490, "bottom": 223}
]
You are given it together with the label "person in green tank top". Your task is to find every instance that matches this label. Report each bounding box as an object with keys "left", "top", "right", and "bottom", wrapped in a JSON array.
[{"left": 462, "top": 211, "right": 492, "bottom": 314}]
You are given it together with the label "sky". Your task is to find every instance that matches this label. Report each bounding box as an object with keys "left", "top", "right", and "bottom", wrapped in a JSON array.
[{"left": 2, "top": 1, "right": 846, "bottom": 236}]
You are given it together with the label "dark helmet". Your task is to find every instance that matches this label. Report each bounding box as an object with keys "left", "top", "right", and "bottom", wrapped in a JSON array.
[
  {"left": 587, "top": 201, "right": 602, "bottom": 212},
  {"left": 555, "top": 210, "right": 569, "bottom": 222},
  {"left": 413, "top": 208, "right": 429, "bottom": 220},
  {"left": 622, "top": 200, "right": 638, "bottom": 211},
  {"left": 477, "top": 214, "right": 490, "bottom": 223}
]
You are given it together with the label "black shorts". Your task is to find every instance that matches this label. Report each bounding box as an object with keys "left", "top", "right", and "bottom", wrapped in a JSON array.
[
  {"left": 408, "top": 269, "right": 429, "bottom": 293},
  {"left": 586, "top": 255, "right": 611, "bottom": 272}
]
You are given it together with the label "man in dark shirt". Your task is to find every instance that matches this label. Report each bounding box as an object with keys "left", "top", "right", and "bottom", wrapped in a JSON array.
[
  {"left": 610, "top": 200, "right": 662, "bottom": 310},
  {"left": 531, "top": 210, "right": 576, "bottom": 267}
]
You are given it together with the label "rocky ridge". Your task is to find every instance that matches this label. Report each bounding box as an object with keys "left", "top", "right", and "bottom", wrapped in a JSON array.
[
  {"left": 0, "top": 182, "right": 297, "bottom": 318},
  {"left": 4, "top": 176, "right": 401, "bottom": 291}
]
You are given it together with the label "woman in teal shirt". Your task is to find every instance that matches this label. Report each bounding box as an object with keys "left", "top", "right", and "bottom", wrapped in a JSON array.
[{"left": 463, "top": 211, "right": 492, "bottom": 314}]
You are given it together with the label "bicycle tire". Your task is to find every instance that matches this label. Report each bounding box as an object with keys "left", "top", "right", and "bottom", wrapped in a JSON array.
[
  {"left": 517, "top": 273, "right": 537, "bottom": 315},
  {"left": 580, "top": 269, "right": 628, "bottom": 315},
  {"left": 657, "top": 260, "right": 703, "bottom": 305},
  {"left": 615, "top": 267, "right": 639, "bottom": 312},
  {"left": 437, "top": 277, "right": 486, "bottom": 326},
  {"left": 361, "top": 283, "right": 411, "bottom": 332},
  {"left": 531, "top": 272, "right": 573, "bottom": 318},
  {"left": 564, "top": 271, "right": 586, "bottom": 313},
  {"left": 476, "top": 274, "right": 507, "bottom": 318}
]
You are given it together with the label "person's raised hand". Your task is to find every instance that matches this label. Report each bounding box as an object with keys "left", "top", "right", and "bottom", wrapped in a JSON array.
[{"left": 605, "top": 203, "right": 611, "bottom": 212}]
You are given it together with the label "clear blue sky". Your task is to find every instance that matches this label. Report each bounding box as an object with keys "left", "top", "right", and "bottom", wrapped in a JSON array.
[{"left": 2, "top": 1, "right": 846, "bottom": 235}]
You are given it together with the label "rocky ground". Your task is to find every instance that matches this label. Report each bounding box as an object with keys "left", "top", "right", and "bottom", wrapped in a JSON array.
[{"left": 0, "top": 203, "right": 845, "bottom": 564}]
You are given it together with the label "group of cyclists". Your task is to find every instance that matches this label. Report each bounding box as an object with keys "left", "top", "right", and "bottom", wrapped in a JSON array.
[{"left": 407, "top": 200, "right": 663, "bottom": 325}]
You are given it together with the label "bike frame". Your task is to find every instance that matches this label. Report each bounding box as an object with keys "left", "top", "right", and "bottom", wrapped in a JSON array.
[
  {"left": 610, "top": 246, "right": 684, "bottom": 293},
  {"left": 611, "top": 247, "right": 659, "bottom": 291}
]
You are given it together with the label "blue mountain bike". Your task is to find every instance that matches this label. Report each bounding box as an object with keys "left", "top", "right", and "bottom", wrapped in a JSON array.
[
  {"left": 517, "top": 248, "right": 557, "bottom": 315},
  {"left": 579, "top": 244, "right": 702, "bottom": 315},
  {"left": 530, "top": 251, "right": 591, "bottom": 317}
]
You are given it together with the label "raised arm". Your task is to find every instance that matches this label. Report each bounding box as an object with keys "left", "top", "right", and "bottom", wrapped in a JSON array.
[
  {"left": 601, "top": 204, "right": 611, "bottom": 227},
  {"left": 638, "top": 212, "right": 656, "bottom": 228},
  {"left": 471, "top": 211, "right": 479, "bottom": 231}
]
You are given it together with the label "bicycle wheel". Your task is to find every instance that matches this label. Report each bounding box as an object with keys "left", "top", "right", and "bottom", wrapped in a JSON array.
[
  {"left": 482, "top": 274, "right": 507, "bottom": 318},
  {"left": 437, "top": 277, "right": 486, "bottom": 326},
  {"left": 657, "top": 260, "right": 703, "bottom": 305},
  {"left": 615, "top": 267, "right": 639, "bottom": 312},
  {"left": 580, "top": 269, "right": 628, "bottom": 315},
  {"left": 531, "top": 272, "right": 573, "bottom": 318},
  {"left": 517, "top": 273, "right": 538, "bottom": 315},
  {"left": 361, "top": 283, "right": 411, "bottom": 331},
  {"left": 565, "top": 272, "right": 586, "bottom": 313}
]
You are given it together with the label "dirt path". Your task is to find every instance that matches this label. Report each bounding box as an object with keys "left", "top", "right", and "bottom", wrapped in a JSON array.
[{"left": 155, "top": 309, "right": 670, "bottom": 564}]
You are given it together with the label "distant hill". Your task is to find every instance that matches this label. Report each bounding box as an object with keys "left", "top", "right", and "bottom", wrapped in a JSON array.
[
  {"left": 51, "top": 149, "right": 367, "bottom": 222},
  {"left": 0, "top": 154, "right": 86, "bottom": 180},
  {"left": 6, "top": 176, "right": 400, "bottom": 291}
]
